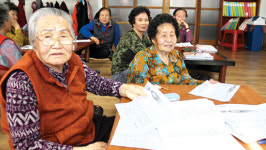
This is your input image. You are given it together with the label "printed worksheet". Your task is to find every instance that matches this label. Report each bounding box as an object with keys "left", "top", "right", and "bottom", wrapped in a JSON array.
[{"left": 189, "top": 80, "right": 240, "bottom": 102}]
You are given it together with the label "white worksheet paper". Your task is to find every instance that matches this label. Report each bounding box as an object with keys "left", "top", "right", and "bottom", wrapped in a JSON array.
[
  {"left": 216, "top": 103, "right": 266, "bottom": 143},
  {"left": 157, "top": 99, "right": 245, "bottom": 150},
  {"left": 111, "top": 82, "right": 172, "bottom": 149},
  {"left": 189, "top": 80, "right": 240, "bottom": 102},
  {"left": 111, "top": 82, "right": 244, "bottom": 150},
  {"left": 111, "top": 117, "right": 163, "bottom": 150}
]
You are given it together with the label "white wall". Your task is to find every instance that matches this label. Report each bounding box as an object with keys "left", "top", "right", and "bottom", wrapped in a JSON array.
[
  {"left": 259, "top": 0, "right": 266, "bottom": 17},
  {"left": 9, "top": 0, "right": 102, "bottom": 22}
]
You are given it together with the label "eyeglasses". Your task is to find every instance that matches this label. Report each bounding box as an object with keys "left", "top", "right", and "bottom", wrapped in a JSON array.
[{"left": 37, "top": 32, "right": 74, "bottom": 46}]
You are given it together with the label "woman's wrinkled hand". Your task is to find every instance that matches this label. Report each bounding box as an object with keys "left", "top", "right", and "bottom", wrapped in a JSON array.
[
  {"left": 73, "top": 141, "right": 107, "bottom": 150},
  {"left": 119, "top": 84, "right": 147, "bottom": 100},
  {"left": 178, "top": 20, "right": 189, "bottom": 28},
  {"left": 90, "top": 36, "right": 100, "bottom": 45}
]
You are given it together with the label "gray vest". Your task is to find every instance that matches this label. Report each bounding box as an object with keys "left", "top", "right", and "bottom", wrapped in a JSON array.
[{"left": 93, "top": 19, "right": 116, "bottom": 49}]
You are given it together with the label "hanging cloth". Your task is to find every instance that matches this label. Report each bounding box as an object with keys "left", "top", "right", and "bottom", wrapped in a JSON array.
[
  {"left": 72, "top": 1, "right": 79, "bottom": 36},
  {"left": 40, "top": 0, "right": 44, "bottom": 8},
  {"left": 54, "top": 1, "right": 60, "bottom": 9},
  {"left": 50, "top": 1, "right": 53, "bottom": 7},
  {"left": 76, "top": 1, "right": 84, "bottom": 32},
  {"left": 17, "top": 0, "right": 27, "bottom": 28},
  {"left": 87, "top": 0, "right": 93, "bottom": 22},
  {"left": 80, "top": 0, "right": 90, "bottom": 29},
  {"left": 60, "top": 1, "right": 69, "bottom": 14}
]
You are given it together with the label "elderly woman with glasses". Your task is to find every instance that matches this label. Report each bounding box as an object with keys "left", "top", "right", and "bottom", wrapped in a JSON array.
[{"left": 0, "top": 8, "right": 146, "bottom": 150}]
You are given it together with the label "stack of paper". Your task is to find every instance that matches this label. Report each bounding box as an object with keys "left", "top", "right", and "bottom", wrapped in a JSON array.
[
  {"left": 196, "top": 44, "right": 218, "bottom": 53},
  {"left": 175, "top": 42, "right": 194, "bottom": 47},
  {"left": 183, "top": 52, "right": 214, "bottom": 60},
  {"left": 216, "top": 103, "right": 266, "bottom": 143},
  {"left": 111, "top": 82, "right": 245, "bottom": 150}
]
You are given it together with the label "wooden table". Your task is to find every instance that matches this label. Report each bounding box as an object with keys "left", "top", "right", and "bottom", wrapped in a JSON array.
[
  {"left": 74, "top": 40, "right": 94, "bottom": 62},
  {"left": 107, "top": 84, "right": 266, "bottom": 150},
  {"left": 21, "top": 40, "right": 94, "bottom": 62},
  {"left": 175, "top": 47, "right": 235, "bottom": 83}
]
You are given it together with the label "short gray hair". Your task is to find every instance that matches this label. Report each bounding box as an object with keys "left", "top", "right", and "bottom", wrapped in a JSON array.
[
  {"left": 0, "top": 3, "right": 10, "bottom": 29},
  {"left": 28, "top": 8, "right": 75, "bottom": 47}
]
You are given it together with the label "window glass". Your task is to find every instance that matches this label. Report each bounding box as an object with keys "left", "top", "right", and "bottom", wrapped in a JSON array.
[
  {"left": 137, "top": 0, "right": 162, "bottom": 6},
  {"left": 170, "top": 1, "right": 196, "bottom": 7},
  {"left": 108, "top": 0, "right": 133, "bottom": 6},
  {"left": 199, "top": 26, "right": 217, "bottom": 39},
  {"left": 200, "top": 10, "right": 219, "bottom": 24},
  {"left": 201, "top": 0, "right": 219, "bottom": 8}
]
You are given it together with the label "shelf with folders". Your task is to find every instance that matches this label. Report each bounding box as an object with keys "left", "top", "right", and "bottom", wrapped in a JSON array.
[
  {"left": 217, "top": 0, "right": 260, "bottom": 45},
  {"left": 221, "top": 17, "right": 250, "bottom": 31},
  {"left": 222, "top": 1, "right": 257, "bottom": 17},
  {"left": 221, "top": 18, "right": 239, "bottom": 30}
]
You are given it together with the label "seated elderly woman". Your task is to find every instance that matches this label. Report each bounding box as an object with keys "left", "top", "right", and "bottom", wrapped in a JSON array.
[
  {"left": 0, "top": 8, "right": 145, "bottom": 150},
  {"left": 128, "top": 14, "right": 216, "bottom": 85},
  {"left": 173, "top": 8, "right": 193, "bottom": 43},
  {"left": 0, "top": 3, "right": 22, "bottom": 72},
  {"left": 111, "top": 6, "right": 152, "bottom": 83},
  {"left": 4, "top": 2, "right": 29, "bottom": 47},
  {"left": 79, "top": 7, "right": 120, "bottom": 59}
]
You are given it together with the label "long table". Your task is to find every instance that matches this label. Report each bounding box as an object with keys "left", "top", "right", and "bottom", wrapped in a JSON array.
[
  {"left": 175, "top": 47, "right": 235, "bottom": 83},
  {"left": 107, "top": 84, "right": 266, "bottom": 150}
]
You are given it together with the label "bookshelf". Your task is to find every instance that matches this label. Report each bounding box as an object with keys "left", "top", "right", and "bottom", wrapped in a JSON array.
[{"left": 217, "top": 0, "right": 260, "bottom": 44}]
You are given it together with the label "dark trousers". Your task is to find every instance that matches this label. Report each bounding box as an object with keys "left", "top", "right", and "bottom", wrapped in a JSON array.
[
  {"left": 90, "top": 44, "right": 111, "bottom": 59},
  {"left": 93, "top": 115, "right": 115, "bottom": 143},
  {"left": 76, "top": 115, "right": 115, "bottom": 147}
]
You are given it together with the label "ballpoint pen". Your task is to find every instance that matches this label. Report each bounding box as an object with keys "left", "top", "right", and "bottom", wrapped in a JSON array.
[
  {"left": 257, "top": 139, "right": 266, "bottom": 145},
  {"left": 160, "top": 86, "right": 169, "bottom": 91},
  {"left": 154, "top": 85, "right": 169, "bottom": 91}
]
